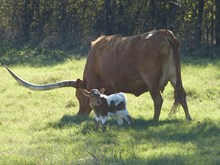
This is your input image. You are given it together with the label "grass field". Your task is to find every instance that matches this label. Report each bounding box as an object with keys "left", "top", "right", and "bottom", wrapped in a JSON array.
[{"left": 0, "top": 57, "right": 220, "bottom": 165}]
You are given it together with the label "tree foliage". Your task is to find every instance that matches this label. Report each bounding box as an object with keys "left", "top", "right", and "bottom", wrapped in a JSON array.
[{"left": 0, "top": 0, "right": 219, "bottom": 57}]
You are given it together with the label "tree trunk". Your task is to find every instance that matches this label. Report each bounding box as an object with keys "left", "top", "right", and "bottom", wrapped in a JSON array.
[
  {"left": 150, "top": 0, "right": 157, "bottom": 29},
  {"left": 104, "top": 0, "right": 113, "bottom": 35},
  {"left": 21, "top": 0, "right": 32, "bottom": 43},
  {"left": 216, "top": 0, "right": 220, "bottom": 46},
  {"left": 211, "top": 0, "right": 215, "bottom": 45},
  {"left": 59, "top": 0, "right": 67, "bottom": 41},
  {"left": 31, "top": 0, "right": 43, "bottom": 44},
  {"left": 195, "top": 0, "right": 204, "bottom": 48}
]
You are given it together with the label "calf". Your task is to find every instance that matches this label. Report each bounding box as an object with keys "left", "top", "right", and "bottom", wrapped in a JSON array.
[{"left": 82, "top": 88, "right": 134, "bottom": 132}]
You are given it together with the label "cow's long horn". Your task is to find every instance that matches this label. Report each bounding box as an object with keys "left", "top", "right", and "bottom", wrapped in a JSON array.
[{"left": 5, "top": 66, "right": 77, "bottom": 91}]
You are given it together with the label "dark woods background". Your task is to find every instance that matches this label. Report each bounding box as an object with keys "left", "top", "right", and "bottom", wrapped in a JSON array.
[{"left": 0, "top": 0, "right": 220, "bottom": 61}]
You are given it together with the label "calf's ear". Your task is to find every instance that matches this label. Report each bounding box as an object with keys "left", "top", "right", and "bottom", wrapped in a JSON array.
[
  {"left": 82, "top": 89, "right": 90, "bottom": 97},
  {"left": 99, "top": 88, "right": 105, "bottom": 94}
]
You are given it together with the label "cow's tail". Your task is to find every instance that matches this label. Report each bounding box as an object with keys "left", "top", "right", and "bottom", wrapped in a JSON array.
[{"left": 166, "top": 30, "right": 183, "bottom": 116}]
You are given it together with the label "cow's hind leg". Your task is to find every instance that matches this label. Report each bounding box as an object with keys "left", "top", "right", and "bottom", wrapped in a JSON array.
[
  {"left": 117, "top": 110, "right": 134, "bottom": 127},
  {"left": 175, "top": 88, "right": 191, "bottom": 121},
  {"left": 126, "top": 115, "right": 135, "bottom": 127},
  {"left": 116, "top": 116, "right": 124, "bottom": 126},
  {"left": 170, "top": 81, "right": 192, "bottom": 121},
  {"left": 150, "top": 90, "right": 163, "bottom": 121}
]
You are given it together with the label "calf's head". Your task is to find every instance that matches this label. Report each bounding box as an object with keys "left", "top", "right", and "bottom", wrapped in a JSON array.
[{"left": 82, "top": 88, "right": 105, "bottom": 108}]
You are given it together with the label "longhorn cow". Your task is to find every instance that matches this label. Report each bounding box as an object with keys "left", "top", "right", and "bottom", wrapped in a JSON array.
[{"left": 5, "top": 29, "right": 192, "bottom": 121}]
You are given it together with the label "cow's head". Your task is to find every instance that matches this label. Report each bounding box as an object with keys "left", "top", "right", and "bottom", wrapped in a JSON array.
[
  {"left": 5, "top": 66, "right": 93, "bottom": 115},
  {"left": 82, "top": 88, "right": 105, "bottom": 108}
]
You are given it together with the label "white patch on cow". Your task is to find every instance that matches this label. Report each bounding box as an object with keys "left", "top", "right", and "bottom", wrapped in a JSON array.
[
  {"left": 100, "top": 94, "right": 107, "bottom": 99},
  {"left": 93, "top": 89, "right": 100, "bottom": 95},
  {"left": 117, "top": 117, "right": 123, "bottom": 125},
  {"left": 107, "top": 109, "right": 129, "bottom": 125},
  {"left": 95, "top": 115, "right": 101, "bottom": 122},
  {"left": 168, "top": 50, "right": 177, "bottom": 87},
  {"left": 107, "top": 112, "right": 116, "bottom": 117},
  {"left": 160, "top": 44, "right": 177, "bottom": 87},
  {"left": 145, "top": 32, "right": 154, "bottom": 39},
  {"left": 169, "top": 64, "right": 177, "bottom": 87},
  {"left": 104, "top": 93, "right": 127, "bottom": 106},
  {"left": 107, "top": 109, "right": 129, "bottom": 118},
  {"left": 101, "top": 116, "right": 108, "bottom": 124},
  {"left": 116, "top": 109, "right": 129, "bottom": 117},
  {"left": 167, "top": 47, "right": 177, "bottom": 86}
]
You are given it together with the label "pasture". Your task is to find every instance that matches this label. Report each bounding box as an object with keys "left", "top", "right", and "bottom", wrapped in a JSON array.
[{"left": 0, "top": 58, "right": 220, "bottom": 165}]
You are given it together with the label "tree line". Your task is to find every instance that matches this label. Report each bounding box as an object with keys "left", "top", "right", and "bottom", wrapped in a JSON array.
[{"left": 0, "top": 0, "right": 219, "bottom": 57}]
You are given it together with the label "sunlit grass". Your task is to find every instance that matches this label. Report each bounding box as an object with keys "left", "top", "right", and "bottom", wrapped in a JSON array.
[{"left": 0, "top": 57, "right": 220, "bottom": 164}]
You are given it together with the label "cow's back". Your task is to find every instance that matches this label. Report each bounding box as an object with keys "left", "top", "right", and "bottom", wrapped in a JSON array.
[{"left": 84, "top": 30, "right": 179, "bottom": 96}]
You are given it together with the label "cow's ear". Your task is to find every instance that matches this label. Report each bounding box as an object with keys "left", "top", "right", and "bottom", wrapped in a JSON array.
[
  {"left": 76, "top": 79, "right": 86, "bottom": 89},
  {"left": 99, "top": 88, "right": 105, "bottom": 94},
  {"left": 82, "top": 89, "right": 90, "bottom": 97}
]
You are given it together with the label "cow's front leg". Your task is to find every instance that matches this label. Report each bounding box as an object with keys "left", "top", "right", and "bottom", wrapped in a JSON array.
[
  {"left": 101, "top": 116, "right": 108, "bottom": 132},
  {"left": 95, "top": 119, "right": 99, "bottom": 130},
  {"left": 95, "top": 116, "right": 101, "bottom": 130}
]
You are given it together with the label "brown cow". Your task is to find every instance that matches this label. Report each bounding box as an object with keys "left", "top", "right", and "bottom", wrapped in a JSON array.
[{"left": 5, "top": 29, "right": 192, "bottom": 121}]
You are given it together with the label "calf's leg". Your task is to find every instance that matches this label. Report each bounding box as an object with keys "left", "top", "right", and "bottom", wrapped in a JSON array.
[
  {"left": 116, "top": 116, "right": 124, "bottom": 126},
  {"left": 95, "top": 116, "right": 101, "bottom": 130},
  {"left": 118, "top": 110, "right": 135, "bottom": 127},
  {"left": 94, "top": 119, "right": 99, "bottom": 130},
  {"left": 101, "top": 116, "right": 108, "bottom": 132},
  {"left": 126, "top": 115, "right": 135, "bottom": 127}
]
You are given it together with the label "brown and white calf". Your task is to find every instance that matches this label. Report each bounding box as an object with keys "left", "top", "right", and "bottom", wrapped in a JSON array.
[{"left": 82, "top": 88, "right": 134, "bottom": 132}]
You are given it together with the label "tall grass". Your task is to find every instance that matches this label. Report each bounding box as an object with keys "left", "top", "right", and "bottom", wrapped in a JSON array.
[{"left": 0, "top": 58, "right": 220, "bottom": 165}]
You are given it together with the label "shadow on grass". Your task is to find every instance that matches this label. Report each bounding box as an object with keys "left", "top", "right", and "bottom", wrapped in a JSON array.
[
  {"left": 47, "top": 114, "right": 220, "bottom": 144},
  {"left": 131, "top": 118, "right": 220, "bottom": 144},
  {"left": 143, "top": 154, "right": 188, "bottom": 165},
  {"left": 47, "top": 115, "right": 92, "bottom": 129},
  {"left": 78, "top": 152, "right": 188, "bottom": 165},
  {"left": 47, "top": 115, "right": 220, "bottom": 164},
  {"left": 113, "top": 154, "right": 187, "bottom": 165},
  {"left": 47, "top": 114, "right": 180, "bottom": 130},
  {"left": 133, "top": 118, "right": 180, "bottom": 129}
]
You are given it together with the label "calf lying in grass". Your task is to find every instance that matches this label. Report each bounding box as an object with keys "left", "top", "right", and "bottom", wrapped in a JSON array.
[{"left": 82, "top": 88, "right": 134, "bottom": 132}]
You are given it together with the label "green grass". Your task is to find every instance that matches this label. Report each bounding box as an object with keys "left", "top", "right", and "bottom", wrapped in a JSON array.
[{"left": 0, "top": 58, "right": 220, "bottom": 165}]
